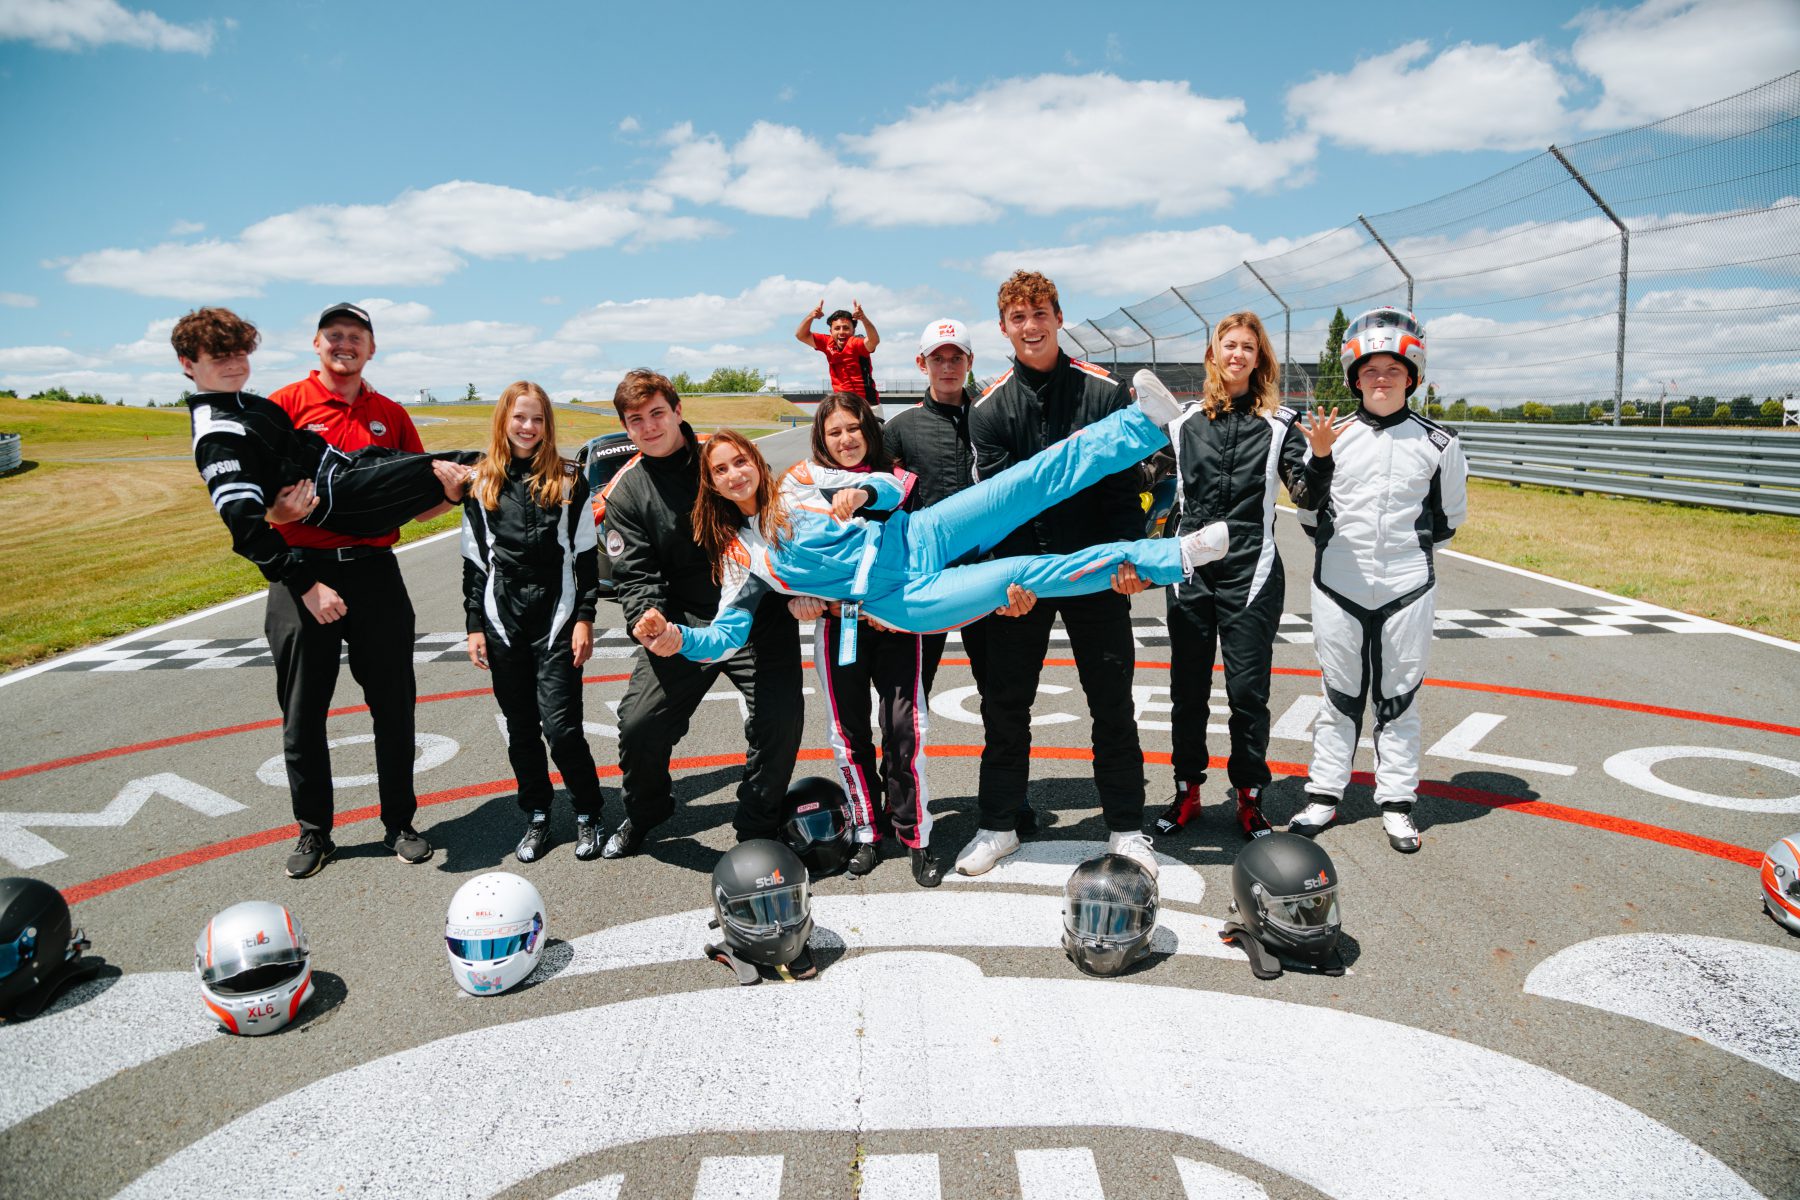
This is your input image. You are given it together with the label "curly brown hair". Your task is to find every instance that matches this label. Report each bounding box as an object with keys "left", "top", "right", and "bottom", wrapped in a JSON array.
[
  {"left": 170, "top": 307, "right": 260, "bottom": 362},
  {"left": 996, "top": 270, "right": 1060, "bottom": 318}
]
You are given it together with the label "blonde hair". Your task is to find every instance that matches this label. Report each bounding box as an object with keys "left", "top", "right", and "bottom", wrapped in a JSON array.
[
  {"left": 470, "top": 381, "right": 569, "bottom": 511},
  {"left": 1201, "top": 312, "right": 1281, "bottom": 419}
]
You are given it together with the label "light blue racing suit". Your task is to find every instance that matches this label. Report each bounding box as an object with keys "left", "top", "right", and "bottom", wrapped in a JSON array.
[{"left": 675, "top": 403, "right": 1178, "bottom": 662}]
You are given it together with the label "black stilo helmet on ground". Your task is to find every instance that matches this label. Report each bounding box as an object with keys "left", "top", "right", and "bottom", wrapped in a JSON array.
[
  {"left": 1230, "top": 833, "right": 1342, "bottom": 965},
  {"left": 0, "top": 876, "right": 93, "bottom": 1018},
  {"left": 712, "top": 840, "right": 813, "bottom": 968},
  {"left": 1062, "top": 853, "right": 1159, "bottom": 976},
  {"left": 782, "top": 776, "right": 854, "bottom": 878}
]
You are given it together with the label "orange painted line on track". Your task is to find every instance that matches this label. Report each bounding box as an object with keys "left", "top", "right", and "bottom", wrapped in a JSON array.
[{"left": 63, "top": 744, "right": 1757, "bottom": 907}]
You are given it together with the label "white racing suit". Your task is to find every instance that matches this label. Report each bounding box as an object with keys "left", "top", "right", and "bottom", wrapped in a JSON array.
[{"left": 1296, "top": 406, "right": 1468, "bottom": 810}]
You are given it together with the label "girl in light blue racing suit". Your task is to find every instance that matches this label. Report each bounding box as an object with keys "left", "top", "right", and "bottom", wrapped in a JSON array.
[{"left": 630, "top": 386, "right": 1229, "bottom": 664}]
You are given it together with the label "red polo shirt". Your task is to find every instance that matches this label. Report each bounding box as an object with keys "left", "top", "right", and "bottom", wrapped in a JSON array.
[
  {"left": 269, "top": 370, "right": 423, "bottom": 550},
  {"left": 810, "top": 332, "right": 871, "bottom": 398}
]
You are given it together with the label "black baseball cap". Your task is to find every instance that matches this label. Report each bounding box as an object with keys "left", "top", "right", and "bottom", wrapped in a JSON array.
[{"left": 317, "top": 302, "right": 373, "bottom": 332}]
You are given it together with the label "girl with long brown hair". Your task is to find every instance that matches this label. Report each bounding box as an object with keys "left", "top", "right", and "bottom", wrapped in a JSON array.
[{"left": 461, "top": 381, "right": 606, "bottom": 863}]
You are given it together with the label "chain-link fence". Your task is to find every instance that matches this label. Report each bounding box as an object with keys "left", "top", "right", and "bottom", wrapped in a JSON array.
[{"left": 1064, "top": 71, "right": 1800, "bottom": 426}]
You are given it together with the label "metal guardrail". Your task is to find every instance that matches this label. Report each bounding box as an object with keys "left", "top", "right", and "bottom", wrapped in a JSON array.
[
  {"left": 1448, "top": 422, "right": 1800, "bottom": 516},
  {"left": 0, "top": 433, "right": 20, "bottom": 474}
]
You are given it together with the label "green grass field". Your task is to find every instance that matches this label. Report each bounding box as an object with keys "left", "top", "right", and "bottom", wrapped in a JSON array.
[{"left": 3, "top": 396, "right": 1795, "bottom": 668}]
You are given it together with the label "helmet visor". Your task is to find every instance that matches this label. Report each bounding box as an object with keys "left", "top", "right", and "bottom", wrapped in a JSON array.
[
  {"left": 721, "top": 884, "right": 808, "bottom": 934},
  {"left": 1346, "top": 309, "right": 1423, "bottom": 342},
  {"left": 787, "top": 806, "right": 845, "bottom": 848},
  {"left": 200, "top": 940, "right": 308, "bottom": 993},
  {"left": 0, "top": 926, "right": 38, "bottom": 979},
  {"left": 446, "top": 914, "right": 543, "bottom": 963},
  {"left": 1065, "top": 899, "right": 1155, "bottom": 944},
  {"left": 1263, "top": 889, "right": 1339, "bottom": 937}
]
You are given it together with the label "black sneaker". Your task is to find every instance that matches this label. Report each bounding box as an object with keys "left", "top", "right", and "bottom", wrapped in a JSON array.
[
  {"left": 574, "top": 817, "right": 603, "bottom": 861},
  {"left": 910, "top": 847, "right": 944, "bottom": 888},
  {"left": 515, "top": 817, "right": 550, "bottom": 863},
  {"left": 847, "top": 842, "right": 878, "bottom": 877},
  {"left": 382, "top": 826, "right": 433, "bottom": 864},
  {"left": 284, "top": 831, "right": 336, "bottom": 878},
  {"left": 602, "top": 818, "right": 646, "bottom": 860}
]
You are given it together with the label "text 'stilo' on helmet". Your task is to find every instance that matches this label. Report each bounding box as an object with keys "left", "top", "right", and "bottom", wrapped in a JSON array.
[
  {"left": 445, "top": 872, "right": 546, "bottom": 997},
  {"left": 1761, "top": 834, "right": 1800, "bottom": 936},
  {"left": 1341, "top": 307, "right": 1426, "bottom": 399},
  {"left": 1062, "top": 853, "right": 1159, "bottom": 977},
  {"left": 194, "top": 900, "right": 313, "bottom": 1036},
  {"left": 782, "top": 776, "right": 854, "bottom": 878},
  {"left": 1230, "top": 833, "right": 1342, "bottom": 965}
]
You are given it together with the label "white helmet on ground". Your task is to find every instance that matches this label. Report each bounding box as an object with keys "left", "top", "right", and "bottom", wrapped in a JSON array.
[
  {"left": 194, "top": 900, "right": 313, "bottom": 1036},
  {"left": 445, "top": 872, "right": 545, "bottom": 996},
  {"left": 1761, "top": 833, "right": 1800, "bottom": 935},
  {"left": 1341, "top": 307, "right": 1426, "bottom": 398}
]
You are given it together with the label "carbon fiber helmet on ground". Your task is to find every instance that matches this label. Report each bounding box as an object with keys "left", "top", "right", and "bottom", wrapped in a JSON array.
[
  {"left": 0, "top": 876, "right": 99, "bottom": 1020},
  {"left": 445, "top": 872, "right": 546, "bottom": 996},
  {"left": 194, "top": 900, "right": 312, "bottom": 1035},
  {"left": 1760, "top": 832, "right": 1800, "bottom": 935},
  {"left": 1228, "top": 833, "right": 1343, "bottom": 971},
  {"left": 1062, "top": 853, "right": 1159, "bottom": 977},
  {"left": 1341, "top": 307, "right": 1426, "bottom": 398},
  {"left": 707, "top": 839, "right": 815, "bottom": 984},
  {"left": 782, "top": 775, "right": 855, "bottom": 878}
]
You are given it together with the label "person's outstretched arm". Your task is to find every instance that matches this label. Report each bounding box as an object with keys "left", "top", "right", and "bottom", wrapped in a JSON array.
[
  {"left": 795, "top": 301, "right": 824, "bottom": 348},
  {"left": 637, "top": 558, "right": 768, "bottom": 663},
  {"left": 852, "top": 299, "right": 879, "bottom": 354}
]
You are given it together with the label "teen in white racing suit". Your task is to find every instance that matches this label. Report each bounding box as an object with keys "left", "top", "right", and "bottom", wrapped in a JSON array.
[{"left": 1291, "top": 308, "right": 1468, "bottom": 853}]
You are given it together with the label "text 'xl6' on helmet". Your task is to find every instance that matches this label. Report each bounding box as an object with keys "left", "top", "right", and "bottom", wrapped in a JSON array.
[
  {"left": 194, "top": 900, "right": 313, "bottom": 1036},
  {"left": 0, "top": 876, "right": 91, "bottom": 1019},
  {"left": 1230, "top": 832, "right": 1342, "bottom": 966},
  {"left": 1761, "top": 833, "right": 1800, "bottom": 935},
  {"left": 712, "top": 839, "right": 813, "bottom": 969},
  {"left": 782, "top": 776, "right": 854, "bottom": 878},
  {"left": 1341, "top": 307, "right": 1426, "bottom": 398},
  {"left": 1062, "top": 853, "right": 1159, "bottom": 977},
  {"left": 445, "top": 872, "right": 545, "bottom": 996}
]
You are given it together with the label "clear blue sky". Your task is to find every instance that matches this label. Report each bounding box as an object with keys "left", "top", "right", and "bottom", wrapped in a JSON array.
[{"left": 1, "top": 0, "right": 1795, "bottom": 404}]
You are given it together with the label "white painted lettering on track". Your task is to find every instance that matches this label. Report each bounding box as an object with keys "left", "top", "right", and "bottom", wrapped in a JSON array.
[
  {"left": 254, "top": 733, "right": 459, "bottom": 790},
  {"left": 0, "top": 773, "right": 246, "bottom": 869},
  {"left": 1602, "top": 746, "right": 1800, "bottom": 813}
]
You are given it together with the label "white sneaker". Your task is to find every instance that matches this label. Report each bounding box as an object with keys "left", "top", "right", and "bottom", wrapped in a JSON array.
[
  {"left": 954, "top": 828, "right": 1020, "bottom": 876},
  {"left": 1105, "top": 830, "right": 1159, "bottom": 880},
  {"left": 1288, "top": 801, "right": 1339, "bottom": 838},
  {"left": 1180, "top": 521, "right": 1229, "bottom": 573},
  {"left": 1382, "top": 807, "right": 1422, "bottom": 854},
  {"left": 1132, "top": 369, "right": 1183, "bottom": 428}
]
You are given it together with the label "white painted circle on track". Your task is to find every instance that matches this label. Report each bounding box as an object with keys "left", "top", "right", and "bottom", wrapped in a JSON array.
[
  {"left": 116, "top": 953, "right": 1761, "bottom": 1200},
  {"left": 254, "top": 733, "right": 459, "bottom": 790},
  {"left": 0, "top": 972, "right": 216, "bottom": 1133},
  {"left": 1602, "top": 746, "right": 1800, "bottom": 813},
  {"left": 1524, "top": 933, "right": 1800, "bottom": 1082},
  {"left": 931, "top": 682, "right": 1078, "bottom": 726},
  {"left": 1175, "top": 1156, "right": 1270, "bottom": 1199}
]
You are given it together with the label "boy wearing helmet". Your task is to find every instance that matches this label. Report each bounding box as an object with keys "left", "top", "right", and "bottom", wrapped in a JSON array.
[{"left": 1289, "top": 309, "right": 1468, "bottom": 853}]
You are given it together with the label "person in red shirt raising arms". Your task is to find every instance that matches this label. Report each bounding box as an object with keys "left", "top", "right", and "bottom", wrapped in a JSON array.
[
  {"left": 795, "top": 299, "right": 882, "bottom": 401},
  {"left": 265, "top": 302, "right": 444, "bottom": 879}
]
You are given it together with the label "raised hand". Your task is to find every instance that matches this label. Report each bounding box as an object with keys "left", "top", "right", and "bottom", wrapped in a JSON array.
[
  {"left": 1303, "top": 405, "right": 1343, "bottom": 456},
  {"left": 851, "top": 298, "right": 866, "bottom": 324},
  {"left": 810, "top": 300, "right": 825, "bottom": 321}
]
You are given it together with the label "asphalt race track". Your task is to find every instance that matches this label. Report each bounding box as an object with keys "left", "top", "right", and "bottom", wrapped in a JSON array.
[{"left": 3, "top": 424, "right": 1798, "bottom": 1198}]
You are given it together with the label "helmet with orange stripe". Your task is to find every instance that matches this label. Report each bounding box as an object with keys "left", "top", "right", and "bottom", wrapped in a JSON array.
[
  {"left": 1761, "top": 834, "right": 1800, "bottom": 935},
  {"left": 194, "top": 900, "right": 314, "bottom": 1035},
  {"left": 1341, "top": 307, "right": 1426, "bottom": 398}
]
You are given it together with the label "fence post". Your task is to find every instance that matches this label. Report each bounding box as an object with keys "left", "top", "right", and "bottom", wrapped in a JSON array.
[
  {"left": 1063, "top": 325, "right": 1095, "bottom": 361},
  {"left": 1120, "top": 309, "right": 1157, "bottom": 370},
  {"left": 1357, "top": 214, "right": 1414, "bottom": 313},
  {"left": 1549, "top": 144, "right": 1629, "bottom": 427},
  {"left": 1172, "top": 289, "right": 1210, "bottom": 347},
  {"left": 1242, "top": 261, "right": 1291, "bottom": 401}
]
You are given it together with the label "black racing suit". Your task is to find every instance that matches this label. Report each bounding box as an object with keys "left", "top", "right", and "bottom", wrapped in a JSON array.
[
  {"left": 187, "top": 390, "right": 475, "bottom": 594},
  {"left": 461, "top": 457, "right": 603, "bottom": 820},
  {"left": 602, "top": 426, "right": 803, "bottom": 842},
  {"left": 969, "top": 354, "right": 1152, "bottom": 834},
  {"left": 1165, "top": 398, "right": 1332, "bottom": 791},
  {"left": 882, "top": 386, "right": 991, "bottom": 692}
]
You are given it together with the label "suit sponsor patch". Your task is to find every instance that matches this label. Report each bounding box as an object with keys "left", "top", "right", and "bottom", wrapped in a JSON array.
[
  {"left": 1427, "top": 428, "right": 1450, "bottom": 450},
  {"left": 200, "top": 459, "right": 241, "bottom": 482},
  {"left": 605, "top": 529, "right": 624, "bottom": 558}
]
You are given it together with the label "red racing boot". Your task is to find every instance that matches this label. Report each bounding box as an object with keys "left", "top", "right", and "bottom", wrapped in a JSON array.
[
  {"left": 1231, "top": 786, "right": 1273, "bottom": 840},
  {"left": 1152, "top": 781, "right": 1202, "bottom": 836}
]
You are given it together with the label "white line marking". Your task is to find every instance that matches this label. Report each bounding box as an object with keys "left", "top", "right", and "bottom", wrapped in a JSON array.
[
  {"left": 860, "top": 1153, "right": 942, "bottom": 1200},
  {"left": 1016, "top": 1147, "right": 1104, "bottom": 1199},
  {"left": 1601, "top": 746, "right": 1800, "bottom": 813},
  {"left": 692, "top": 1154, "right": 783, "bottom": 1199},
  {"left": 547, "top": 1177, "right": 624, "bottom": 1200},
  {"left": 1174, "top": 1156, "right": 1269, "bottom": 1199},
  {"left": 0, "top": 773, "right": 246, "bottom": 869},
  {"left": 1425, "top": 713, "right": 1578, "bottom": 777},
  {"left": 1524, "top": 934, "right": 1800, "bottom": 1082}
]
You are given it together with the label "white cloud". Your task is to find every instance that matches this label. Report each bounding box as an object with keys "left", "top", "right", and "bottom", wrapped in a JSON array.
[
  {"left": 978, "top": 225, "right": 1323, "bottom": 298},
  {"left": 1288, "top": 40, "right": 1570, "bottom": 153},
  {"left": 665, "top": 343, "right": 756, "bottom": 369},
  {"left": 556, "top": 274, "right": 942, "bottom": 345},
  {"left": 616, "top": 115, "right": 640, "bottom": 133},
  {"left": 168, "top": 218, "right": 204, "bottom": 235},
  {"left": 652, "top": 73, "right": 1315, "bottom": 228},
  {"left": 1572, "top": 0, "right": 1800, "bottom": 128},
  {"left": 0, "top": 345, "right": 103, "bottom": 371},
  {"left": 0, "top": 0, "right": 213, "bottom": 53},
  {"left": 57, "top": 181, "right": 726, "bottom": 299},
  {"left": 0, "top": 291, "right": 37, "bottom": 307}
]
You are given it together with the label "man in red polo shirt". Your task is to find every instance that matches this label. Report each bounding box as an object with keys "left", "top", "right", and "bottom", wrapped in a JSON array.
[
  {"left": 266, "top": 301, "right": 443, "bottom": 878},
  {"left": 795, "top": 299, "right": 881, "bottom": 399}
]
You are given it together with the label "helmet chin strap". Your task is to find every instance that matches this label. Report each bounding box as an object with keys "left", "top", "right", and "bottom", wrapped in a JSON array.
[{"left": 1217, "top": 920, "right": 1348, "bottom": 981}]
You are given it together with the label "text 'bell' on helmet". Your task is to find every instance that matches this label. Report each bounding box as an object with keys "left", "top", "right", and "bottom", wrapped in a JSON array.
[
  {"left": 194, "top": 900, "right": 313, "bottom": 1036},
  {"left": 445, "top": 872, "right": 545, "bottom": 996},
  {"left": 782, "top": 776, "right": 854, "bottom": 878},
  {"left": 1341, "top": 307, "right": 1426, "bottom": 398},
  {"left": 1062, "top": 853, "right": 1159, "bottom": 977},
  {"left": 1761, "top": 833, "right": 1800, "bottom": 935},
  {"left": 712, "top": 839, "right": 813, "bottom": 969},
  {"left": 0, "top": 876, "right": 88, "bottom": 1017},
  {"left": 1230, "top": 832, "right": 1342, "bottom": 965}
]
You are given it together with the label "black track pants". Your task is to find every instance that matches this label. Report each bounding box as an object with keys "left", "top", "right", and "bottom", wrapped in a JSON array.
[
  {"left": 814, "top": 615, "right": 933, "bottom": 849},
  {"left": 308, "top": 448, "right": 481, "bottom": 539},
  {"left": 1166, "top": 569, "right": 1284, "bottom": 790},
  {"left": 484, "top": 578, "right": 602, "bottom": 820}
]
